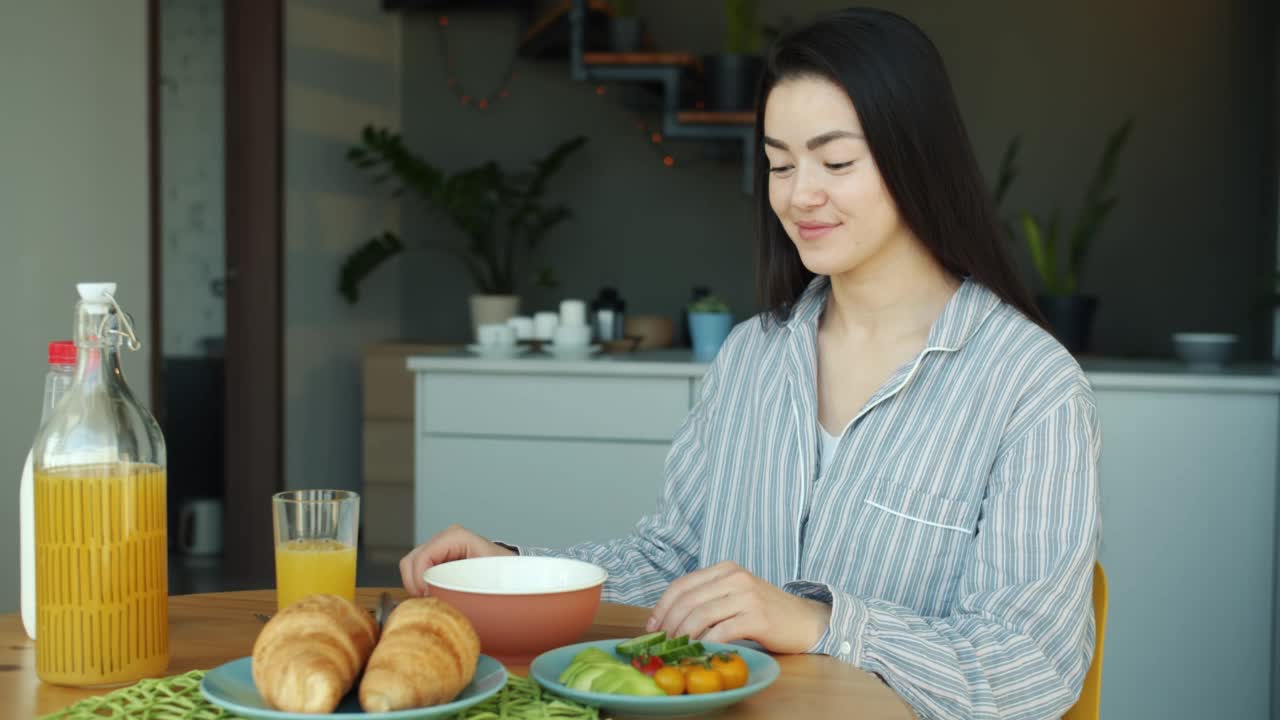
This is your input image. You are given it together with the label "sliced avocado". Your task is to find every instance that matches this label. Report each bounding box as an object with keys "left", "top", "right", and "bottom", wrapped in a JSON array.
[
  {"left": 571, "top": 647, "right": 618, "bottom": 666},
  {"left": 570, "top": 665, "right": 613, "bottom": 691},
  {"left": 590, "top": 667, "right": 632, "bottom": 694},
  {"left": 560, "top": 662, "right": 591, "bottom": 686},
  {"left": 615, "top": 668, "right": 666, "bottom": 697},
  {"left": 588, "top": 666, "right": 665, "bottom": 697},
  {"left": 615, "top": 630, "right": 667, "bottom": 657}
]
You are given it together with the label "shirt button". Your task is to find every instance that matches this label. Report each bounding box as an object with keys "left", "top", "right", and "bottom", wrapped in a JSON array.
[{"left": 839, "top": 641, "right": 852, "bottom": 656}]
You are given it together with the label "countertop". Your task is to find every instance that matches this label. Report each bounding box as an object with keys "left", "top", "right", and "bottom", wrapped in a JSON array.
[{"left": 407, "top": 350, "right": 1280, "bottom": 393}]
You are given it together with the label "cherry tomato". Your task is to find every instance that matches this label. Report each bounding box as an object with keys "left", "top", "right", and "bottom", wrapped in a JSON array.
[
  {"left": 630, "top": 654, "right": 664, "bottom": 676},
  {"left": 653, "top": 666, "right": 686, "bottom": 695},
  {"left": 710, "top": 652, "right": 749, "bottom": 690},
  {"left": 685, "top": 667, "right": 725, "bottom": 694}
]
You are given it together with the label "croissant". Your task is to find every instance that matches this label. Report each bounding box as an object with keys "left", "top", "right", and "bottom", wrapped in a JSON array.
[
  {"left": 252, "top": 594, "right": 379, "bottom": 713},
  {"left": 359, "top": 597, "right": 481, "bottom": 712}
]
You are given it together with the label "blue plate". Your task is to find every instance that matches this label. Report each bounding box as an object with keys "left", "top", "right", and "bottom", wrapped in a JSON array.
[
  {"left": 199, "top": 654, "right": 507, "bottom": 719},
  {"left": 530, "top": 639, "right": 780, "bottom": 717}
]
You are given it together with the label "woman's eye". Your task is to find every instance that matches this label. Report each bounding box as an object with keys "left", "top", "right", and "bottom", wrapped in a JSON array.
[
  {"left": 825, "top": 161, "right": 855, "bottom": 170},
  {"left": 768, "top": 165, "right": 794, "bottom": 174}
]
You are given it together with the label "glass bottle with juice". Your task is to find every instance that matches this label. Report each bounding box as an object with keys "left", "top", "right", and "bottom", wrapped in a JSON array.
[{"left": 32, "top": 283, "right": 168, "bottom": 687}]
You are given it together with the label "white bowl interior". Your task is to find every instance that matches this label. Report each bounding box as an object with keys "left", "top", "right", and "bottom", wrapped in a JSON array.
[{"left": 425, "top": 556, "right": 607, "bottom": 595}]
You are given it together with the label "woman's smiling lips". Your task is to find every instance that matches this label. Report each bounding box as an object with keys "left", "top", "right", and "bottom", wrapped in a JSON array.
[{"left": 796, "top": 221, "right": 841, "bottom": 240}]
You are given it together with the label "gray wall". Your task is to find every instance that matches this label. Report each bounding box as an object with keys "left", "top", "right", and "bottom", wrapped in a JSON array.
[
  {"left": 285, "top": 0, "right": 404, "bottom": 492},
  {"left": 0, "top": 0, "right": 151, "bottom": 613},
  {"left": 393, "top": 0, "right": 1276, "bottom": 358}
]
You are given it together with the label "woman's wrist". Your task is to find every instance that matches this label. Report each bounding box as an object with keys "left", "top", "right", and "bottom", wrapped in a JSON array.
[{"left": 802, "top": 597, "right": 834, "bottom": 650}]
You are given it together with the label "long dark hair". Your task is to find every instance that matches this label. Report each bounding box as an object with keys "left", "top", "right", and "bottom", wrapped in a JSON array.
[{"left": 755, "top": 8, "right": 1044, "bottom": 327}]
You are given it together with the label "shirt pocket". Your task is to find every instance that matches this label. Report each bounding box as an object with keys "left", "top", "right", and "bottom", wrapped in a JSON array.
[
  {"left": 864, "top": 478, "right": 981, "bottom": 536},
  {"left": 856, "top": 477, "right": 979, "bottom": 606}
]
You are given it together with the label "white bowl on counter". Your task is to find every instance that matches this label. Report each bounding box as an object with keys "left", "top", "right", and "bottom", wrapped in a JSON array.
[{"left": 1172, "top": 332, "right": 1237, "bottom": 369}]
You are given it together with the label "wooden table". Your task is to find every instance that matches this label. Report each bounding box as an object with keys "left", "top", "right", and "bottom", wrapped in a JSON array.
[{"left": 1, "top": 588, "right": 915, "bottom": 718}]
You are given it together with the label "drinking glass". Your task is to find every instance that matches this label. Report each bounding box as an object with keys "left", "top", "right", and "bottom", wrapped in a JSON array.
[{"left": 272, "top": 489, "right": 359, "bottom": 610}]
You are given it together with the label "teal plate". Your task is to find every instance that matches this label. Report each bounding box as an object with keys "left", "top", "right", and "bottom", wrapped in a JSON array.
[
  {"left": 199, "top": 654, "right": 507, "bottom": 719},
  {"left": 530, "top": 639, "right": 780, "bottom": 717}
]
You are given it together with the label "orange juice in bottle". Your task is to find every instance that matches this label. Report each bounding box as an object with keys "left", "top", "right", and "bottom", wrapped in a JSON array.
[{"left": 33, "top": 283, "right": 168, "bottom": 686}]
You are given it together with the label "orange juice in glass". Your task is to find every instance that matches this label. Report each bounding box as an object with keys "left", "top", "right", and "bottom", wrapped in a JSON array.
[{"left": 272, "top": 490, "right": 359, "bottom": 610}]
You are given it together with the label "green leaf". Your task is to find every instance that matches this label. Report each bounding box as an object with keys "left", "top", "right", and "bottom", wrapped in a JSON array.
[
  {"left": 1069, "top": 196, "right": 1116, "bottom": 284},
  {"left": 1022, "top": 212, "right": 1053, "bottom": 292},
  {"left": 338, "top": 231, "right": 404, "bottom": 304},
  {"left": 1067, "top": 116, "right": 1133, "bottom": 283},
  {"left": 534, "top": 266, "right": 559, "bottom": 289},
  {"left": 526, "top": 136, "right": 588, "bottom": 199},
  {"left": 342, "top": 127, "right": 586, "bottom": 300},
  {"left": 1046, "top": 210, "right": 1065, "bottom": 295},
  {"left": 724, "top": 0, "right": 762, "bottom": 54},
  {"left": 993, "top": 136, "right": 1020, "bottom": 210}
]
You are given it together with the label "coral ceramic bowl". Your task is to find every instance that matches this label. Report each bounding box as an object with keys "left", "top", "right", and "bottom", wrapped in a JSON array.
[{"left": 424, "top": 556, "right": 607, "bottom": 662}]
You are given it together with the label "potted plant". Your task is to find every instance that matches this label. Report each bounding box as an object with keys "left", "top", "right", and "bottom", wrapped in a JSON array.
[
  {"left": 609, "top": 0, "right": 643, "bottom": 53},
  {"left": 995, "top": 117, "right": 1134, "bottom": 354},
  {"left": 688, "top": 295, "right": 734, "bottom": 361},
  {"left": 704, "top": 0, "right": 762, "bottom": 112},
  {"left": 340, "top": 126, "right": 587, "bottom": 335}
]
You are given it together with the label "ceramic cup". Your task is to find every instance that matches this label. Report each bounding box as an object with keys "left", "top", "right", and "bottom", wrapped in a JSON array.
[
  {"left": 534, "top": 312, "right": 560, "bottom": 341},
  {"left": 559, "top": 299, "right": 587, "bottom": 328},
  {"left": 478, "top": 323, "right": 516, "bottom": 347},
  {"left": 507, "top": 316, "right": 535, "bottom": 341},
  {"left": 552, "top": 323, "right": 591, "bottom": 348}
]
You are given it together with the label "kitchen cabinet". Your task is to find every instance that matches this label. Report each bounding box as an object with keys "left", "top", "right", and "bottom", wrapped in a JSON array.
[
  {"left": 407, "top": 352, "right": 1280, "bottom": 719},
  {"left": 358, "top": 343, "right": 458, "bottom": 563}
]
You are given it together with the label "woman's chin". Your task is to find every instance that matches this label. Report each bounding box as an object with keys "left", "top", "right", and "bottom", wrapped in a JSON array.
[{"left": 796, "top": 250, "right": 855, "bottom": 278}]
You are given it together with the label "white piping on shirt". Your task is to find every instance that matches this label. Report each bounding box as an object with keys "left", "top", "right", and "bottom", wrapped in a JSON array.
[{"left": 864, "top": 499, "right": 975, "bottom": 535}]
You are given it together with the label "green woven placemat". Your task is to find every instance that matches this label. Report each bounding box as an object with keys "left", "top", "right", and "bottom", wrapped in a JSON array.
[
  {"left": 39, "top": 670, "right": 240, "bottom": 719},
  {"left": 39, "top": 671, "right": 601, "bottom": 720}
]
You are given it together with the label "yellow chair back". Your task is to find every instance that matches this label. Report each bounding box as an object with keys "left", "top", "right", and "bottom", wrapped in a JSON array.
[{"left": 1063, "top": 562, "right": 1107, "bottom": 720}]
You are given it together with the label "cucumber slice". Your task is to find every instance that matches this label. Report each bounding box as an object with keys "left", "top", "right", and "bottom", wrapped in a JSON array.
[
  {"left": 615, "top": 631, "right": 667, "bottom": 657},
  {"left": 648, "top": 635, "right": 690, "bottom": 658},
  {"left": 657, "top": 643, "right": 705, "bottom": 662}
]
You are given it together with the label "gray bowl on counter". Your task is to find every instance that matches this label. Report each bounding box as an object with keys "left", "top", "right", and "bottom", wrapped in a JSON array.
[{"left": 1173, "top": 332, "right": 1237, "bottom": 369}]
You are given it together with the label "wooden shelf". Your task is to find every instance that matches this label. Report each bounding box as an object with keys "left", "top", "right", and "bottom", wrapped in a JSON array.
[
  {"left": 677, "top": 111, "right": 755, "bottom": 126},
  {"left": 584, "top": 52, "right": 697, "bottom": 68},
  {"left": 519, "top": 0, "right": 612, "bottom": 58}
]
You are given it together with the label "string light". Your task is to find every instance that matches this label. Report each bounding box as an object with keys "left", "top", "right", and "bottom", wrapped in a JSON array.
[{"left": 437, "top": 14, "right": 516, "bottom": 111}]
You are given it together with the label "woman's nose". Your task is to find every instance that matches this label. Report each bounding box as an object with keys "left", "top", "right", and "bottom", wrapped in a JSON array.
[{"left": 790, "top": 169, "right": 827, "bottom": 209}]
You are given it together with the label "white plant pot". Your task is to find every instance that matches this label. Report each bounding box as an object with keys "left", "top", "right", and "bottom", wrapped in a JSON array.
[{"left": 470, "top": 294, "right": 521, "bottom": 340}]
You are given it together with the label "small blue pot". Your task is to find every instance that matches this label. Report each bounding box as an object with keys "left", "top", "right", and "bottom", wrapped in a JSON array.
[{"left": 689, "top": 311, "right": 733, "bottom": 361}]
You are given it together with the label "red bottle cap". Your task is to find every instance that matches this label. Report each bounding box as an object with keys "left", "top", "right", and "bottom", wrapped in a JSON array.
[{"left": 48, "top": 341, "right": 76, "bottom": 366}]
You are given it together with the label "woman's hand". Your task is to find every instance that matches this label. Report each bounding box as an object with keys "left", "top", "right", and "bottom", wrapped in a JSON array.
[
  {"left": 646, "top": 561, "right": 832, "bottom": 654},
  {"left": 399, "top": 524, "right": 515, "bottom": 596}
]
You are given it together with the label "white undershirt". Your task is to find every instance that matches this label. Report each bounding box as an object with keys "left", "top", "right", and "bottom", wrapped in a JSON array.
[{"left": 818, "top": 425, "right": 841, "bottom": 479}]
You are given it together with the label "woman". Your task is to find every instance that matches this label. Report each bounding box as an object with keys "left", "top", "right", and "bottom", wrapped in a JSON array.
[{"left": 401, "top": 8, "right": 1099, "bottom": 719}]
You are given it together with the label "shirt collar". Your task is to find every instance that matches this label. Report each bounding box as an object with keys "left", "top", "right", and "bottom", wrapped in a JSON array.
[{"left": 783, "top": 275, "right": 1002, "bottom": 352}]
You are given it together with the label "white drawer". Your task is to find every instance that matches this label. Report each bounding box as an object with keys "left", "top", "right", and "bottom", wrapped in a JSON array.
[
  {"left": 416, "top": 436, "right": 667, "bottom": 547},
  {"left": 420, "top": 372, "right": 690, "bottom": 441}
]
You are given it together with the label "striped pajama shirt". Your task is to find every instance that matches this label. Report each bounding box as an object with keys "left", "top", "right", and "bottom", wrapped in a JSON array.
[{"left": 522, "top": 276, "right": 1101, "bottom": 719}]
